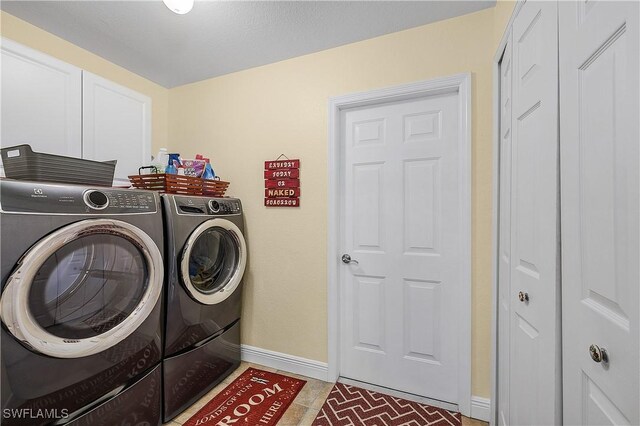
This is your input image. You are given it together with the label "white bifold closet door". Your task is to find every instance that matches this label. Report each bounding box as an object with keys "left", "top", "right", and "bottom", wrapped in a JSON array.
[
  {"left": 498, "top": 1, "right": 561, "bottom": 425},
  {"left": 496, "top": 28, "right": 512, "bottom": 426},
  {"left": 560, "top": 1, "right": 640, "bottom": 425}
]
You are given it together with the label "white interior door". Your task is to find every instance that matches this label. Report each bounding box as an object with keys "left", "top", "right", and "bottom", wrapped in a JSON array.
[
  {"left": 82, "top": 71, "right": 151, "bottom": 185},
  {"left": 560, "top": 1, "right": 639, "bottom": 424},
  {"left": 509, "top": 1, "right": 561, "bottom": 425},
  {"left": 339, "top": 90, "right": 464, "bottom": 405},
  {"left": 496, "top": 28, "right": 512, "bottom": 426}
]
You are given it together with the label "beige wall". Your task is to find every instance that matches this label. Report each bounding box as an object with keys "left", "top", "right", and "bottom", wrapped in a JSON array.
[
  {"left": 1, "top": 2, "right": 515, "bottom": 399},
  {"left": 0, "top": 11, "right": 169, "bottom": 152},
  {"left": 170, "top": 4, "right": 515, "bottom": 398},
  {"left": 494, "top": 0, "right": 517, "bottom": 48}
]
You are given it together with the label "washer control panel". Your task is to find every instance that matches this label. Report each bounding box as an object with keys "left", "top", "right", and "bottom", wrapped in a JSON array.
[
  {"left": 83, "top": 190, "right": 109, "bottom": 210},
  {"left": 208, "top": 199, "right": 241, "bottom": 214},
  {"left": 174, "top": 196, "right": 241, "bottom": 216},
  {"left": 104, "top": 191, "right": 156, "bottom": 212},
  {"left": 0, "top": 180, "right": 158, "bottom": 214}
]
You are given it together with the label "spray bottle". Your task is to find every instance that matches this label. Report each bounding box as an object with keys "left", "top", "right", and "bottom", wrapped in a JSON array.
[
  {"left": 166, "top": 153, "right": 180, "bottom": 174},
  {"left": 202, "top": 158, "right": 215, "bottom": 180}
]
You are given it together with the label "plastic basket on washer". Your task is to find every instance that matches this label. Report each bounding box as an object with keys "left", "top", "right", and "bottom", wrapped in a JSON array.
[{"left": 0, "top": 144, "right": 116, "bottom": 187}]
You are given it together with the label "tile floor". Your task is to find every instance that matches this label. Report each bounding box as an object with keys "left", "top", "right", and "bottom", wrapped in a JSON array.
[{"left": 164, "top": 362, "right": 488, "bottom": 426}]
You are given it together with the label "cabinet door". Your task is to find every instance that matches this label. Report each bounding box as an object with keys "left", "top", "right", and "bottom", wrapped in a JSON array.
[
  {"left": 1, "top": 38, "right": 82, "bottom": 158},
  {"left": 82, "top": 71, "right": 151, "bottom": 185},
  {"left": 560, "top": 1, "right": 639, "bottom": 424}
]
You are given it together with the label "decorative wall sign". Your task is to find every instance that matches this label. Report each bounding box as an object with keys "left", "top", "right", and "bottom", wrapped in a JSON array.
[
  {"left": 264, "top": 198, "right": 299, "bottom": 207},
  {"left": 265, "top": 179, "right": 300, "bottom": 188},
  {"left": 265, "top": 188, "right": 301, "bottom": 197},
  {"left": 264, "top": 169, "right": 299, "bottom": 179},
  {"left": 264, "top": 156, "right": 300, "bottom": 207},
  {"left": 265, "top": 159, "right": 300, "bottom": 170}
]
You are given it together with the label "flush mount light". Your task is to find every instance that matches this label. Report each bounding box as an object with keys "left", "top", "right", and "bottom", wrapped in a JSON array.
[{"left": 163, "top": 0, "right": 194, "bottom": 15}]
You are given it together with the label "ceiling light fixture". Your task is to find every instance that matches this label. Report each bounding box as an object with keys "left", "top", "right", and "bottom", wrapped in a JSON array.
[{"left": 163, "top": 0, "right": 194, "bottom": 15}]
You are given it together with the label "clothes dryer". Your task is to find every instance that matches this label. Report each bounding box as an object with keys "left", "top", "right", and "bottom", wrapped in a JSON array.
[
  {"left": 161, "top": 194, "right": 246, "bottom": 422},
  {"left": 0, "top": 180, "right": 164, "bottom": 426}
]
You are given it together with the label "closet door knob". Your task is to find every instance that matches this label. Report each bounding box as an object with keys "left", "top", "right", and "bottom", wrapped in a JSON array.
[
  {"left": 589, "top": 344, "right": 608, "bottom": 364},
  {"left": 518, "top": 291, "right": 529, "bottom": 302}
]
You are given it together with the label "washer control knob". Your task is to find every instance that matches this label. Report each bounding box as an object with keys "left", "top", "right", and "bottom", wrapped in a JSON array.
[
  {"left": 209, "top": 200, "right": 220, "bottom": 213},
  {"left": 84, "top": 190, "right": 109, "bottom": 210}
]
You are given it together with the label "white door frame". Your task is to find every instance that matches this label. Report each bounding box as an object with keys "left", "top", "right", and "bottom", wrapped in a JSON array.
[{"left": 327, "top": 73, "right": 472, "bottom": 416}]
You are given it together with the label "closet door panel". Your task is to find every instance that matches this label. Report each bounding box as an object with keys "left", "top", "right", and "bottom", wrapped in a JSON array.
[
  {"left": 497, "top": 29, "right": 512, "bottom": 426},
  {"left": 510, "top": 1, "right": 560, "bottom": 425},
  {"left": 560, "top": 2, "right": 639, "bottom": 424}
]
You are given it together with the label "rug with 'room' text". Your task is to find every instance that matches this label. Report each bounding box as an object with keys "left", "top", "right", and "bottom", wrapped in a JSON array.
[{"left": 183, "top": 368, "right": 306, "bottom": 426}]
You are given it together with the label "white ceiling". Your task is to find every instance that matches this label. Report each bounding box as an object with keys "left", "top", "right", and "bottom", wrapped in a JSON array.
[{"left": 1, "top": 1, "right": 495, "bottom": 88}]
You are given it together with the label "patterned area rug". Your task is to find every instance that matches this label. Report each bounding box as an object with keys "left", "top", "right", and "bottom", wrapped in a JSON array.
[
  {"left": 183, "top": 368, "right": 305, "bottom": 426},
  {"left": 313, "top": 383, "right": 461, "bottom": 426}
]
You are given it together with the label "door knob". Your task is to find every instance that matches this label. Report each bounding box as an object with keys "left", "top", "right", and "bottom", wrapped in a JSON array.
[
  {"left": 341, "top": 254, "right": 359, "bottom": 265},
  {"left": 589, "top": 344, "right": 608, "bottom": 364},
  {"left": 518, "top": 291, "right": 529, "bottom": 302}
]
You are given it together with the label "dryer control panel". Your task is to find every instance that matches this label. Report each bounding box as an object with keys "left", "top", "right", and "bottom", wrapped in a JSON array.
[{"left": 174, "top": 196, "right": 242, "bottom": 216}]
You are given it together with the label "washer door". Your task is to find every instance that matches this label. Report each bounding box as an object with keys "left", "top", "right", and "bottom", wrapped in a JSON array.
[
  {"left": 180, "top": 218, "right": 247, "bottom": 305},
  {"left": 0, "top": 219, "right": 163, "bottom": 358}
]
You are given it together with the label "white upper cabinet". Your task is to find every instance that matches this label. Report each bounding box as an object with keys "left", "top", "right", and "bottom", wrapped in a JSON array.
[
  {"left": 1, "top": 38, "right": 82, "bottom": 157},
  {"left": 0, "top": 39, "right": 151, "bottom": 185},
  {"left": 82, "top": 71, "right": 151, "bottom": 185}
]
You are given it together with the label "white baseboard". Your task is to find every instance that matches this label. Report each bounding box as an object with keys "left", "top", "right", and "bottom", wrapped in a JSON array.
[
  {"left": 470, "top": 396, "right": 490, "bottom": 422},
  {"left": 241, "top": 344, "right": 486, "bottom": 420},
  {"left": 240, "top": 344, "right": 329, "bottom": 382}
]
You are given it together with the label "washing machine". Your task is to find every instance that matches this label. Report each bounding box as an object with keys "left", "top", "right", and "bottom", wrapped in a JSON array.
[
  {"left": 161, "top": 194, "right": 246, "bottom": 422},
  {"left": 0, "top": 179, "right": 164, "bottom": 426}
]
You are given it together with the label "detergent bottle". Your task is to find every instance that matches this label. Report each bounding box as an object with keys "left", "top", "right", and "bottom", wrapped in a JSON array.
[{"left": 152, "top": 148, "right": 169, "bottom": 173}]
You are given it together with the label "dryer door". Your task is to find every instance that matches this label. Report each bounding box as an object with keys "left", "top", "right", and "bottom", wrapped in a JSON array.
[
  {"left": 180, "top": 218, "right": 247, "bottom": 305},
  {"left": 0, "top": 219, "right": 163, "bottom": 358}
]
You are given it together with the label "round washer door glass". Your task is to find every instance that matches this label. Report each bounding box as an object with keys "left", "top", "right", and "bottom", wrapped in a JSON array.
[
  {"left": 28, "top": 234, "right": 147, "bottom": 339},
  {"left": 181, "top": 218, "right": 247, "bottom": 305},
  {"left": 0, "top": 219, "right": 163, "bottom": 358}
]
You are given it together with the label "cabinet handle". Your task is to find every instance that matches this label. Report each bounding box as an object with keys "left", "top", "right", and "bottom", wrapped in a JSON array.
[{"left": 518, "top": 291, "right": 529, "bottom": 302}]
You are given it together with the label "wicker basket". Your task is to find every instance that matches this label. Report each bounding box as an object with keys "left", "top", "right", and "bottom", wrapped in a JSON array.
[{"left": 128, "top": 173, "right": 229, "bottom": 197}]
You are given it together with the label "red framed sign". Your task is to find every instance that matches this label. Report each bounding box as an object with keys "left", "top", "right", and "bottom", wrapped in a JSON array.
[
  {"left": 264, "top": 178, "right": 300, "bottom": 188},
  {"left": 265, "top": 188, "right": 300, "bottom": 197},
  {"left": 264, "top": 169, "right": 299, "bottom": 179},
  {"left": 265, "top": 159, "right": 300, "bottom": 170},
  {"left": 264, "top": 198, "right": 300, "bottom": 207},
  {"left": 264, "top": 158, "right": 300, "bottom": 207}
]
